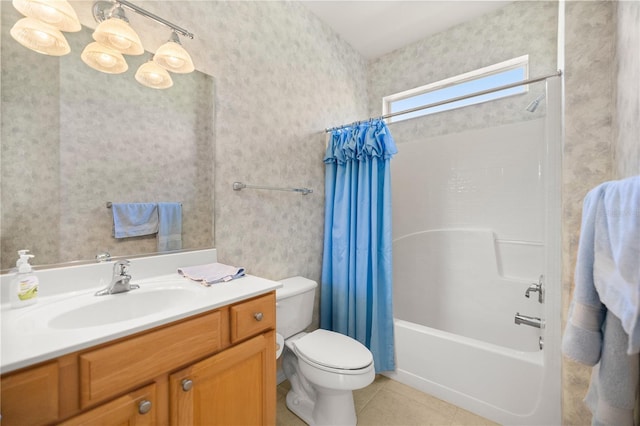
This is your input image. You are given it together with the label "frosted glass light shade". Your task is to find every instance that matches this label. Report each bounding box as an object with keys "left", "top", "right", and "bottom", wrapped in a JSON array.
[
  {"left": 12, "top": 0, "right": 80, "bottom": 32},
  {"left": 10, "top": 17, "right": 70, "bottom": 56},
  {"left": 153, "top": 41, "right": 194, "bottom": 74},
  {"left": 135, "top": 60, "right": 173, "bottom": 89},
  {"left": 93, "top": 18, "right": 143, "bottom": 55},
  {"left": 81, "top": 42, "right": 128, "bottom": 74}
]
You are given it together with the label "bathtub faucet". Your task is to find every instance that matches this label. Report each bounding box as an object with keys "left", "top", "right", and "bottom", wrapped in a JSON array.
[
  {"left": 514, "top": 313, "right": 544, "bottom": 329},
  {"left": 525, "top": 275, "right": 544, "bottom": 303}
]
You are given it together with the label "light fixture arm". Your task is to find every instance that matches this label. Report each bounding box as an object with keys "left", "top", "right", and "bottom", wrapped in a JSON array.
[
  {"left": 168, "top": 31, "right": 181, "bottom": 44},
  {"left": 108, "top": 4, "right": 129, "bottom": 22},
  {"left": 92, "top": 0, "right": 194, "bottom": 40}
]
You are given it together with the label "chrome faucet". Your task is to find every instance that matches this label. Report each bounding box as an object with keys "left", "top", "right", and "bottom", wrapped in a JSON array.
[
  {"left": 95, "top": 260, "right": 140, "bottom": 296},
  {"left": 514, "top": 313, "right": 544, "bottom": 329},
  {"left": 525, "top": 275, "right": 544, "bottom": 303}
]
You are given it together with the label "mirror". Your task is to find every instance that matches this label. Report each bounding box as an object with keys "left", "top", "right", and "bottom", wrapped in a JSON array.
[{"left": 1, "top": 6, "right": 215, "bottom": 270}]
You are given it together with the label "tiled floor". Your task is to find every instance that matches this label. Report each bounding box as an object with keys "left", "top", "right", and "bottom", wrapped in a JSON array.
[{"left": 276, "top": 375, "right": 499, "bottom": 426}]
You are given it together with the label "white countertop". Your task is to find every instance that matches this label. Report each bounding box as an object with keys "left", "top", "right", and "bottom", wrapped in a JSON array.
[{"left": 1, "top": 250, "right": 281, "bottom": 374}]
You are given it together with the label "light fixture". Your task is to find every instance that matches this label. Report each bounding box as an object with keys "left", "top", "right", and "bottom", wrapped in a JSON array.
[
  {"left": 92, "top": 3, "right": 144, "bottom": 55},
  {"left": 10, "top": 17, "right": 70, "bottom": 56},
  {"left": 82, "top": 0, "right": 195, "bottom": 87},
  {"left": 135, "top": 58, "right": 173, "bottom": 89},
  {"left": 153, "top": 31, "right": 194, "bottom": 74},
  {"left": 10, "top": 0, "right": 79, "bottom": 56},
  {"left": 81, "top": 42, "right": 128, "bottom": 74},
  {"left": 12, "top": 0, "right": 81, "bottom": 32}
]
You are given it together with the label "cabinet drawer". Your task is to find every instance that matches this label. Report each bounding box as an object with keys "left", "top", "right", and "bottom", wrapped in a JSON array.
[
  {"left": 61, "top": 383, "right": 157, "bottom": 426},
  {"left": 0, "top": 361, "right": 59, "bottom": 425},
  {"left": 79, "top": 310, "right": 224, "bottom": 408},
  {"left": 230, "top": 292, "right": 275, "bottom": 343}
]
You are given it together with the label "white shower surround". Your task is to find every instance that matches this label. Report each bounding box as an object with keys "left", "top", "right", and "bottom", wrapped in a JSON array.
[{"left": 385, "top": 78, "right": 562, "bottom": 425}]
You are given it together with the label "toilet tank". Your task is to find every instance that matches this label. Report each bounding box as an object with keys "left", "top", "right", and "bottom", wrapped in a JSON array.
[{"left": 276, "top": 276, "right": 317, "bottom": 339}]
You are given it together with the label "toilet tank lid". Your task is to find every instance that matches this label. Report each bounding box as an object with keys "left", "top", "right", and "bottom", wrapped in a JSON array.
[{"left": 277, "top": 276, "right": 317, "bottom": 299}]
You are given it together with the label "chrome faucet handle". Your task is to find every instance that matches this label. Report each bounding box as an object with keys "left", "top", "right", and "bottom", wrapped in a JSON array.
[
  {"left": 95, "top": 259, "right": 137, "bottom": 296},
  {"left": 96, "top": 251, "right": 111, "bottom": 262},
  {"left": 525, "top": 275, "right": 544, "bottom": 303},
  {"left": 113, "top": 259, "right": 130, "bottom": 276}
]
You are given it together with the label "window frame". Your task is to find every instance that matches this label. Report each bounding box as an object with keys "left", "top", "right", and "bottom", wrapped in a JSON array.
[{"left": 382, "top": 55, "right": 530, "bottom": 123}]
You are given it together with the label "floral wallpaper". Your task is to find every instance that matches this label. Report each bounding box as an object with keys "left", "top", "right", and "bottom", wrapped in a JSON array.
[
  {"left": 1, "top": 6, "right": 62, "bottom": 268},
  {"left": 563, "top": 1, "right": 640, "bottom": 424},
  {"left": 615, "top": 0, "right": 640, "bottom": 178},
  {"left": 1, "top": 6, "right": 214, "bottom": 269},
  {"left": 563, "top": 2, "right": 617, "bottom": 424},
  {"left": 199, "top": 1, "right": 368, "bottom": 286}
]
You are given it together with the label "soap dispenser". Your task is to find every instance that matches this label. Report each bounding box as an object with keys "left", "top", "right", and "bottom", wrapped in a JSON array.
[{"left": 10, "top": 250, "right": 39, "bottom": 308}]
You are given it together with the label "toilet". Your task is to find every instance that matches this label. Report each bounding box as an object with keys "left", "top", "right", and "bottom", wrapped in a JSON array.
[{"left": 276, "top": 276, "right": 375, "bottom": 426}]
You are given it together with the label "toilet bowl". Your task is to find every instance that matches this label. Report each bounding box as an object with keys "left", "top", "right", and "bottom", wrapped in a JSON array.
[{"left": 276, "top": 277, "right": 375, "bottom": 425}]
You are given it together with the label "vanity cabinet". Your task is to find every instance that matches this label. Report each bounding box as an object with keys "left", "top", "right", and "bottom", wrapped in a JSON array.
[{"left": 0, "top": 291, "right": 276, "bottom": 426}]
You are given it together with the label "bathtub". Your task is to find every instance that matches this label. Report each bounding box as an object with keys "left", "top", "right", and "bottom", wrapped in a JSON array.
[{"left": 386, "top": 229, "right": 558, "bottom": 425}]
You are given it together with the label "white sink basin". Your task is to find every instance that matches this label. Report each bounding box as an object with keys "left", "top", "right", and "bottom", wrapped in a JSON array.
[
  {"left": 9, "top": 279, "right": 208, "bottom": 334},
  {"left": 48, "top": 288, "right": 198, "bottom": 329}
]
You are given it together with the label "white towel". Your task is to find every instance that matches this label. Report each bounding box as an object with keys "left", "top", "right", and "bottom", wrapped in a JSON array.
[
  {"left": 112, "top": 203, "right": 159, "bottom": 238},
  {"left": 178, "top": 262, "right": 246, "bottom": 286},
  {"left": 157, "top": 202, "right": 182, "bottom": 252}
]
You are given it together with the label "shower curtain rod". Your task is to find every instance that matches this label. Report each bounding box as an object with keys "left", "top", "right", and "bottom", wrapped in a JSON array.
[{"left": 325, "top": 70, "right": 562, "bottom": 133}]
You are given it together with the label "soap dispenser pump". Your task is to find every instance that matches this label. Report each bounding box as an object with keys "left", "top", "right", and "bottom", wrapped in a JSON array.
[{"left": 10, "top": 249, "right": 39, "bottom": 308}]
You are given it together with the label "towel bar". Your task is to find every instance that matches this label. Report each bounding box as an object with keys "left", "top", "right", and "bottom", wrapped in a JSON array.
[
  {"left": 106, "top": 202, "right": 182, "bottom": 208},
  {"left": 232, "top": 182, "right": 313, "bottom": 195}
]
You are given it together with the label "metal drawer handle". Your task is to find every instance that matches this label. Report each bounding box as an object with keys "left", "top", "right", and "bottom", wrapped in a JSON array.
[
  {"left": 182, "top": 379, "right": 193, "bottom": 392},
  {"left": 254, "top": 312, "right": 263, "bottom": 321},
  {"left": 138, "top": 400, "right": 152, "bottom": 415}
]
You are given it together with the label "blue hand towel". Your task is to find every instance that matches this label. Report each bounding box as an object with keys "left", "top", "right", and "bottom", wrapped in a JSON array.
[
  {"left": 563, "top": 175, "right": 640, "bottom": 362},
  {"left": 157, "top": 202, "right": 182, "bottom": 252},
  {"left": 562, "top": 183, "right": 608, "bottom": 365},
  {"left": 584, "top": 311, "right": 639, "bottom": 426},
  {"left": 112, "top": 203, "right": 159, "bottom": 238},
  {"left": 593, "top": 175, "right": 640, "bottom": 355}
]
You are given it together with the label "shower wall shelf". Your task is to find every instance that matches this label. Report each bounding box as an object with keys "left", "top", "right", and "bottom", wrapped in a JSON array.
[{"left": 232, "top": 182, "right": 313, "bottom": 195}]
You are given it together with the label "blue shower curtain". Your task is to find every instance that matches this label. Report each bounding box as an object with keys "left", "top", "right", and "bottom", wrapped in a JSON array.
[{"left": 321, "top": 119, "right": 398, "bottom": 373}]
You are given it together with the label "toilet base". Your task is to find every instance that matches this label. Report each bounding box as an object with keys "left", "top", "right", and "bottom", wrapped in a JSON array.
[
  {"left": 286, "top": 389, "right": 314, "bottom": 425},
  {"left": 286, "top": 386, "right": 357, "bottom": 426}
]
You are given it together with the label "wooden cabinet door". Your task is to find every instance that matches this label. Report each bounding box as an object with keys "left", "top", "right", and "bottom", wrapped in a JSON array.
[
  {"left": 170, "top": 331, "right": 276, "bottom": 426},
  {"left": 59, "top": 383, "right": 157, "bottom": 426},
  {"left": 0, "top": 361, "right": 59, "bottom": 425}
]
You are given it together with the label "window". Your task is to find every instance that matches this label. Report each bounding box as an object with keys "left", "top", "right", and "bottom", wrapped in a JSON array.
[{"left": 383, "top": 56, "right": 529, "bottom": 123}]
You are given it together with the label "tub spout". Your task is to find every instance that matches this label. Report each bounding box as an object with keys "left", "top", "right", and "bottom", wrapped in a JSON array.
[{"left": 514, "top": 313, "right": 544, "bottom": 329}]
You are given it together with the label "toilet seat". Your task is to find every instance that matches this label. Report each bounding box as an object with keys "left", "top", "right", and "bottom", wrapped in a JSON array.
[{"left": 293, "top": 329, "right": 373, "bottom": 374}]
